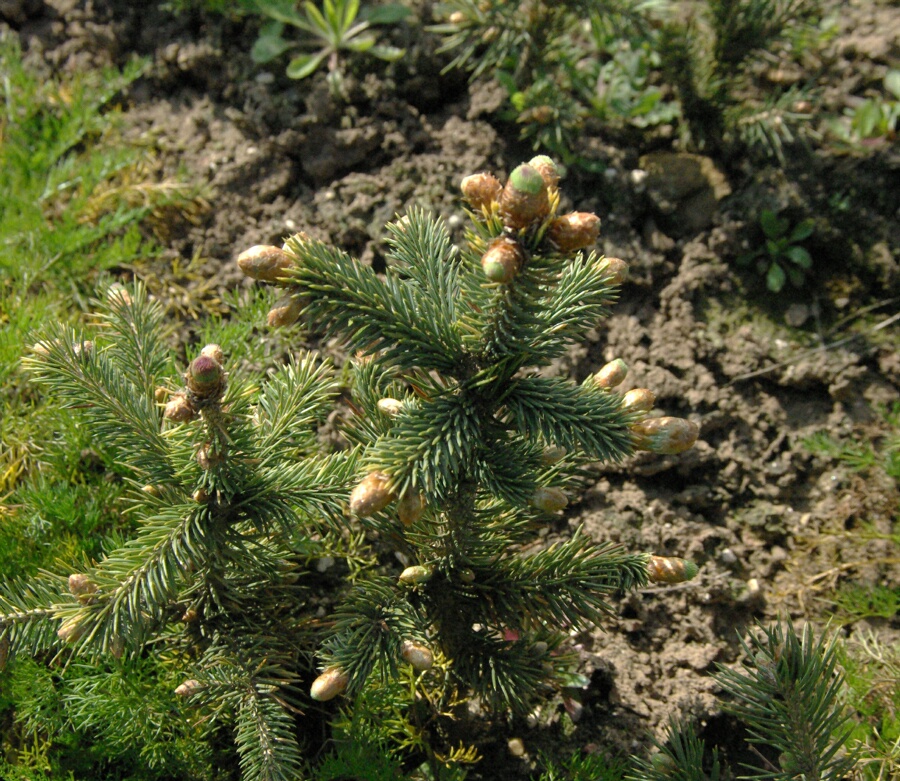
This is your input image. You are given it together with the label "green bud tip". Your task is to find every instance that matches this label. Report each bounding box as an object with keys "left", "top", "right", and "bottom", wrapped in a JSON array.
[
  {"left": 508, "top": 164, "right": 545, "bottom": 195},
  {"left": 189, "top": 354, "right": 221, "bottom": 384}
]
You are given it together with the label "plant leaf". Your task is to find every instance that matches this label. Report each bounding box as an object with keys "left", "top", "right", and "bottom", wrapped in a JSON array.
[
  {"left": 785, "top": 245, "right": 812, "bottom": 269},
  {"left": 788, "top": 218, "right": 814, "bottom": 243},
  {"left": 368, "top": 44, "right": 405, "bottom": 62},
  {"left": 344, "top": 35, "right": 376, "bottom": 53},
  {"left": 364, "top": 4, "right": 411, "bottom": 24},
  {"left": 286, "top": 51, "right": 328, "bottom": 79},
  {"left": 767, "top": 261, "right": 786, "bottom": 292},
  {"left": 760, "top": 209, "right": 787, "bottom": 240},
  {"left": 250, "top": 30, "right": 294, "bottom": 64}
]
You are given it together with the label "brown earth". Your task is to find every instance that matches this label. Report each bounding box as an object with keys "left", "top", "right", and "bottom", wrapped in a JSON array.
[{"left": 5, "top": 0, "right": 900, "bottom": 776}]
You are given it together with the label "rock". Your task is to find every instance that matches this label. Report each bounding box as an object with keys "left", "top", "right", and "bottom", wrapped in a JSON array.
[{"left": 638, "top": 152, "right": 732, "bottom": 235}]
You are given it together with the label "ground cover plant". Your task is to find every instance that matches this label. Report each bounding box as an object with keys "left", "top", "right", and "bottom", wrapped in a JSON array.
[{"left": 0, "top": 0, "right": 898, "bottom": 778}]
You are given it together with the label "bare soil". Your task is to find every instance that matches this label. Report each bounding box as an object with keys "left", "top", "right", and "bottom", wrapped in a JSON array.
[{"left": 6, "top": 0, "right": 900, "bottom": 775}]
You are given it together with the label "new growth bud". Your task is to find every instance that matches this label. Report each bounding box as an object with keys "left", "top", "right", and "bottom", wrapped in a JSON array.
[
  {"left": 237, "top": 245, "right": 295, "bottom": 284},
  {"left": 349, "top": 471, "right": 396, "bottom": 518},
  {"left": 499, "top": 164, "right": 550, "bottom": 230},
  {"left": 267, "top": 293, "right": 303, "bottom": 328},
  {"left": 591, "top": 359, "right": 628, "bottom": 389},
  {"left": 597, "top": 256, "right": 629, "bottom": 286},
  {"left": 399, "top": 565, "right": 433, "bottom": 585},
  {"left": 186, "top": 353, "right": 226, "bottom": 403},
  {"left": 164, "top": 393, "right": 195, "bottom": 423},
  {"left": 310, "top": 667, "right": 349, "bottom": 701},
  {"left": 632, "top": 417, "right": 700, "bottom": 455},
  {"left": 461, "top": 172, "right": 502, "bottom": 211},
  {"left": 200, "top": 343, "right": 224, "bottom": 365},
  {"left": 68, "top": 574, "right": 98, "bottom": 603},
  {"left": 621, "top": 388, "right": 656, "bottom": 414},
  {"left": 647, "top": 555, "right": 699, "bottom": 584},
  {"left": 547, "top": 212, "right": 600, "bottom": 253},
  {"left": 481, "top": 236, "right": 525, "bottom": 284},
  {"left": 400, "top": 639, "right": 434, "bottom": 671},
  {"left": 57, "top": 617, "right": 85, "bottom": 644},
  {"left": 175, "top": 679, "right": 204, "bottom": 697},
  {"left": 377, "top": 398, "right": 404, "bottom": 417},
  {"left": 531, "top": 486, "right": 568, "bottom": 513},
  {"left": 528, "top": 155, "right": 560, "bottom": 190},
  {"left": 398, "top": 490, "right": 426, "bottom": 526}
]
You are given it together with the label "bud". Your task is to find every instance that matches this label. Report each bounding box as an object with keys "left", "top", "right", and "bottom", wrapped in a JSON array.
[
  {"left": 540, "top": 445, "right": 567, "bottom": 465},
  {"left": 647, "top": 555, "right": 699, "bottom": 584},
  {"left": 621, "top": 388, "right": 655, "bottom": 414},
  {"left": 527, "top": 155, "right": 560, "bottom": 190},
  {"left": 200, "top": 343, "right": 224, "bottom": 365},
  {"left": 267, "top": 293, "right": 303, "bottom": 328},
  {"left": 237, "top": 245, "right": 295, "bottom": 283},
  {"left": 590, "top": 359, "right": 628, "bottom": 389},
  {"left": 181, "top": 608, "right": 199, "bottom": 623},
  {"left": 192, "top": 488, "right": 208, "bottom": 503},
  {"left": 154, "top": 386, "right": 168, "bottom": 403},
  {"left": 106, "top": 283, "right": 133, "bottom": 307},
  {"left": 142, "top": 484, "right": 161, "bottom": 497},
  {"left": 547, "top": 212, "right": 600, "bottom": 253},
  {"left": 73, "top": 340, "right": 93, "bottom": 359},
  {"left": 398, "top": 490, "right": 426, "bottom": 526},
  {"left": 399, "top": 565, "right": 433, "bottom": 585},
  {"left": 632, "top": 417, "right": 699, "bottom": 455},
  {"left": 164, "top": 393, "right": 195, "bottom": 423},
  {"left": 31, "top": 339, "right": 57, "bottom": 356},
  {"left": 310, "top": 667, "right": 349, "bottom": 701},
  {"left": 481, "top": 236, "right": 525, "bottom": 284},
  {"left": 109, "top": 636, "right": 125, "bottom": 659},
  {"left": 448, "top": 10, "right": 465, "bottom": 23},
  {"left": 68, "top": 574, "right": 98, "bottom": 603},
  {"left": 499, "top": 164, "right": 550, "bottom": 229},
  {"left": 460, "top": 172, "right": 502, "bottom": 211},
  {"left": 349, "top": 471, "right": 396, "bottom": 517},
  {"left": 57, "top": 617, "right": 85, "bottom": 643},
  {"left": 531, "top": 486, "right": 568, "bottom": 513},
  {"left": 175, "top": 679, "right": 204, "bottom": 697},
  {"left": 400, "top": 639, "right": 434, "bottom": 671},
  {"left": 377, "top": 398, "right": 404, "bottom": 417},
  {"left": 186, "top": 354, "right": 225, "bottom": 402},
  {"left": 597, "top": 256, "right": 629, "bottom": 286}
]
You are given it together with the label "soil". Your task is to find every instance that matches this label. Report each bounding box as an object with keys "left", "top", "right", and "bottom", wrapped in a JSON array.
[{"left": 5, "top": 0, "right": 900, "bottom": 777}]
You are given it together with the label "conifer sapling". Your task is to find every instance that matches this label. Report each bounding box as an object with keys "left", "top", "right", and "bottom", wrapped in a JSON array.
[{"left": 237, "top": 156, "right": 701, "bottom": 728}]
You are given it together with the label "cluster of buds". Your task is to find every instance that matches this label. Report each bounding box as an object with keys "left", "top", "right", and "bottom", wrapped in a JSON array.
[
  {"left": 586, "top": 358, "right": 699, "bottom": 456},
  {"left": 236, "top": 242, "right": 306, "bottom": 328},
  {"left": 163, "top": 344, "right": 227, "bottom": 422},
  {"left": 461, "top": 156, "right": 603, "bottom": 287}
]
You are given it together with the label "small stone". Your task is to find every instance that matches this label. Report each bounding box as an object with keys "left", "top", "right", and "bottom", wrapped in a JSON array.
[{"left": 507, "top": 738, "right": 526, "bottom": 757}]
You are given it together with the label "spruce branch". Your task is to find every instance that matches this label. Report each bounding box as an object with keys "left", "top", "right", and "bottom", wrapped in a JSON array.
[
  {"left": 715, "top": 620, "right": 856, "bottom": 781},
  {"left": 26, "top": 325, "right": 173, "bottom": 484},
  {"left": 0, "top": 576, "right": 66, "bottom": 659},
  {"left": 283, "top": 235, "right": 468, "bottom": 376},
  {"left": 503, "top": 376, "right": 637, "bottom": 462}
]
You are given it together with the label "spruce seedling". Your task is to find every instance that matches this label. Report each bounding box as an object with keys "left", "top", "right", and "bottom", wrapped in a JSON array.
[
  {"left": 1, "top": 284, "right": 360, "bottom": 779},
  {"left": 238, "top": 157, "right": 701, "bottom": 727}
]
